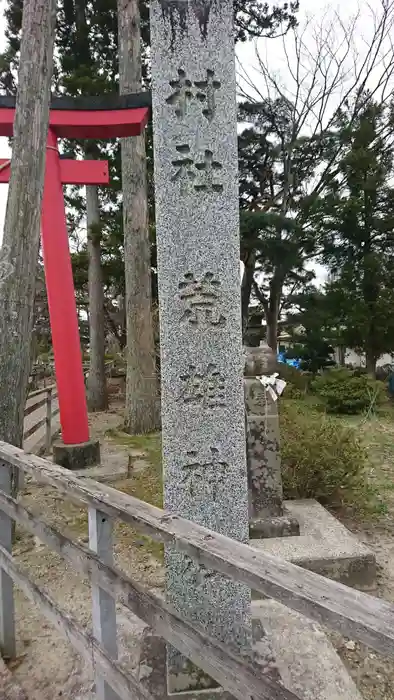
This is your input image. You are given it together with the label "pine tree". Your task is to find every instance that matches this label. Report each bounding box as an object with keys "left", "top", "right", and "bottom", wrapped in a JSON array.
[{"left": 318, "top": 101, "right": 394, "bottom": 375}]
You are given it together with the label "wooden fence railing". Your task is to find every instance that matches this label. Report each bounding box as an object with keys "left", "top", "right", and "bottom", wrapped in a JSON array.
[
  {"left": 23, "top": 385, "right": 60, "bottom": 454},
  {"left": 0, "top": 441, "right": 393, "bottom": 700}
]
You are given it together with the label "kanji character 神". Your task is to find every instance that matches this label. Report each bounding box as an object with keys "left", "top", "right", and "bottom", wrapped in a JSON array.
[{"left": 181, "top": 447, "right": 228, "bottom": 499}]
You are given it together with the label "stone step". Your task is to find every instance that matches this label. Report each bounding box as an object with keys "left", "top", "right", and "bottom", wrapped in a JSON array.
[
  {"left": 253, "top": 599, "right": 362, "bottom": 700},
  {"left": 136, "top": 598, "right": 364, "bottom": 700},
  {"left": 251, "top": 499, "right": 376, "bottom": 591}
]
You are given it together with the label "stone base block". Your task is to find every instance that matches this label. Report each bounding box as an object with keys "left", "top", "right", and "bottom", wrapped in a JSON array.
[
  {"left": 137, "top": 600, "right": 363, "bottom": 700},
  {"left": 251, "top": 500, "right": 376, "bottom": 592},
  {"left": 53, "top": 439, "right": 100, "bottom": 470},
  {"left": 250, "top": 510, "right": 300, "bottom": 539},
  {"left": 253, "top": 600, "right": 362, "bottom": 700}
]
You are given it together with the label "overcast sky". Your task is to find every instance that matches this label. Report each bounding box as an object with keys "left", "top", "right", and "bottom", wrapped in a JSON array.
[{"left": 0, "top": 0, "right": 388, "bottom": 290}]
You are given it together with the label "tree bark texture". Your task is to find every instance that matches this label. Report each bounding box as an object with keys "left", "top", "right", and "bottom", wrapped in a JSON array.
[
  {"left": 266, "top": 314, "right": 279, "bottom": 353},
  {"left": 365, "top": 349, "right": 377, "bottom": 378},
  {"left": 0, "top": 0, "right": 56, "bottom": 448},
  {"left": 241, "top": 250, "right": 256, "bottom": 340},
  {"left": 86, "top": 185, "right": 109, "bottom": 412},
  {"left": 117, "top": 0, "right": 160, "bottom": 434}
]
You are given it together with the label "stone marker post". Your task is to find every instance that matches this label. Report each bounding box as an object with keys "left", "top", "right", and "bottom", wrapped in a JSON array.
[
  {"left": 244, "top": 344, "right": 299, "bottom": 539},
  {"left": 150, "top": 0, "right": 251, "bottom": 691}
]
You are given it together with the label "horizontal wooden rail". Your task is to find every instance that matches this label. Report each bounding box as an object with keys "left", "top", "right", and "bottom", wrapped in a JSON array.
[
  {"left": 23, "top": 417, "right": 47, "bottom": 441},
  {"left": 0, "top": 489, "right": 297, "bottom": 700},
  {"left": 24, "top": 396, "right": 47, "bottom": 418},
  {"left": 27, "top": 384, "right": 56, "bottom": 399},
  {"left": 0, "top": 543, "right": 155, "bottom": 700},
  {"left": 0, "top": 441, "right": 393, "bottom": 660}
]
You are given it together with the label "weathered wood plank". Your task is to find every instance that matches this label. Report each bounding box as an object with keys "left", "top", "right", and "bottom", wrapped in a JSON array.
[
  {"left": 0, "top": 542, "right": 154, "bottom": 700},
  {"left": 1, "top": 441, "right": 394, "bottom": 658},
  {"left": 24, "top": 396, "right": 47, "bottom": 418},
  {"left": 89, "top": 507, "right": 120, "bottom": 700},
  {"left": 0, "top": 491, "right": 298, "bottom": 700},
  {"left": 23, "top": 416, "right": 47, "bottom": 441},
  {"left": 27, "top": 384, "right": 56, "bottom": 399},
  {"left": 45, "top": 389, "right": 52, "bottom": 454},
  {"left": 0, "top": 461, "right": 15, "bottom": 658}
]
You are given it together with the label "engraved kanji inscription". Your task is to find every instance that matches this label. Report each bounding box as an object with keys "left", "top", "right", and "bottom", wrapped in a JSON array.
[
  {"left": 195, "top": 150, "right": 223, "bottom": 192},
  {"left": 181, "top": 447, "right": 228, "bottom": 499},
  {"left": 166, "top": 68, "right": 193, "bottom": 118},
  {"left": 178, "top": 271, "right": 226, "bottom": 327},
  {"left": 171, "top": 146, "right": 223, "bottom": 193},
  {"left": 178, "top": 363, "right": 225, "bottom": 407},
  {"left": 195, "top": 69, "right": 221, "bottom": 121},
  {"left": 166, "top": 68, "right": 221, "bottom": 120},
  {"left": 171, "top": 144, "right": 196, "bottom": 194}
]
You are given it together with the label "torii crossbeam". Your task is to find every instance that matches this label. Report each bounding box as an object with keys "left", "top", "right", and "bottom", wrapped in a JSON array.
[{"left": 0, "top": 93, "right": 150, "bottom": 447}]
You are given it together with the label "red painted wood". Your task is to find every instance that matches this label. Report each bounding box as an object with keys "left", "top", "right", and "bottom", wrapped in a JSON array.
[
  {"left": 58, "top": 159, "right": 109, "bottom": 184},
  {"left": 0, "top": 159, "right": 109, "bottom": 185},
  {"left": 0, "top": 106, "right": 149, "bottom": 138},
  {"left": 41, "top": 130, "right": 90, "bottom": 445},
  {"left": 0, "top": 160, "right": 10, "bottom": 183}
]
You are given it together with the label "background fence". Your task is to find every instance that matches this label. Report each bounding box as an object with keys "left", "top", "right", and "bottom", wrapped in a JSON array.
[{"left": 23, "top": 384, "right": 60, "bottom": 455}]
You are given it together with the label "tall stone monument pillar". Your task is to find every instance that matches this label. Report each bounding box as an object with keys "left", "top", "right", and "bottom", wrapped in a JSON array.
[{"left": 150, "top": 0, "right": 251, "bottom": 691}]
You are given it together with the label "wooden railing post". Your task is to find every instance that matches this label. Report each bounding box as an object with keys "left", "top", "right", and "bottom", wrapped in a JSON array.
[
  {"left": 45, "top": 388, "right": 52, "bottom": 454},
  {"left": 0, "top": 459, "right": 16, "bottom": 659},
  {"left": 88, "top": 507, "right": 120, "bottom": 700}
]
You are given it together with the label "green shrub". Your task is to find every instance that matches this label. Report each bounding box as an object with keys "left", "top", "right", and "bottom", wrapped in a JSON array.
[
  {"left": 274, "top": 363, "right": 310, "bottom": 391},
  {"left": 311, "top": 367, "right": 385, "bottom": 415},
  {"left": 280, "top": 400, "right": 369, "bottom": 508},
  {"left": 283, "top": 382, "right": 303, "bottom": 400}
]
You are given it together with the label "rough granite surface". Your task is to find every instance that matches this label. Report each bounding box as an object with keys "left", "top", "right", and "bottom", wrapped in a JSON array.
[{"left": 150, "top": 0, "right": 253, "bottom": 687}]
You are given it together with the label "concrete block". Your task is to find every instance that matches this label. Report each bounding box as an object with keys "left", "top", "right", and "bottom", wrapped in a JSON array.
[
  {"left": 251, "top": 500, "right": 376, "bottom": 591},
  {"left": 250, "top": 510, "right": 300, "bottom": 539},
  {"left": 53, "top": 439, "right": 100, "bottom": 470},
  {"left": 253, "top": 599, "right": 362, "bottom": 700},
  {"left": 137, "top": 600, "right": 363, "bottom": 700}
]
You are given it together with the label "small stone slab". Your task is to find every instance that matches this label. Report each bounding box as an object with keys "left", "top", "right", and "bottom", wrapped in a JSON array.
[
  {"left": 252, "top": 500, "right": 376, "bottom": 591},
  {"left": 137, "top": 600, "right": 363, "bottom": 700},
  {"left": 250, "top": 510, "right": 300, "bottom": 539},
  {"left": 253, "top": 600, "right": 363, "bottom": 700},
  {"left": 72, "top": 464, "right": 128, "bottom": 483}
]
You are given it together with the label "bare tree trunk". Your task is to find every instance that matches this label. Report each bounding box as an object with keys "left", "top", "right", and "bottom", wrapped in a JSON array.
[
  {"left": 241, "top": 250, "right": 256, "bottom": 339},
  {"left": 365, "top": 348, "right": 377, "bottom": 378},
  {"left": 86, "top": 185, "right": 108, "bottom": 412},
  {"left": 0, "top": 0, "right": 56, "bottom": 451},
  {"left": 118, "top": 0, "right": 160, "bottom": 434},
  {"left": 337, "top": 345, "right": 345, "bottom": 366},
  {"left": 266, "top": 314, "right": 279, "bottom": 353}
]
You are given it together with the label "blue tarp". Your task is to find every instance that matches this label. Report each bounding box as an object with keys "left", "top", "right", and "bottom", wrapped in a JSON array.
[{"left": 277, "top": 353, "right": 301, "bottom": 369}]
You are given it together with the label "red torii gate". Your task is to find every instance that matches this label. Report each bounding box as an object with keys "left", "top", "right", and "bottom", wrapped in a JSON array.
[{"left": 0, "top": 94, "right": 150, "bottom": 448}]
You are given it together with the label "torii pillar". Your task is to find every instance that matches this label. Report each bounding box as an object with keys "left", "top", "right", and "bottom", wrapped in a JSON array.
[{"left": 0, "top": 94, "right": 150, "bottom": 468}]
